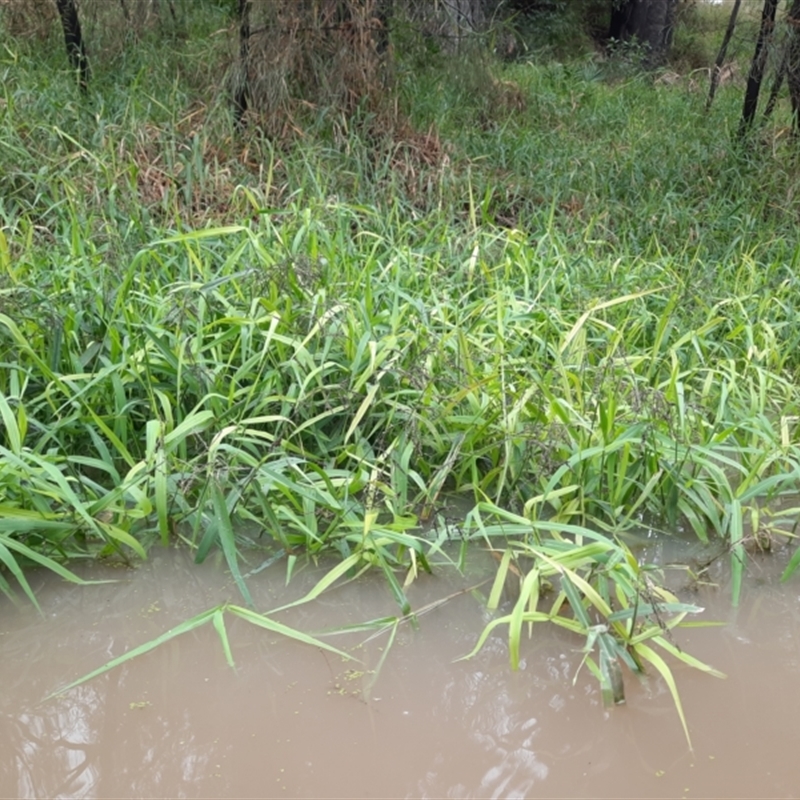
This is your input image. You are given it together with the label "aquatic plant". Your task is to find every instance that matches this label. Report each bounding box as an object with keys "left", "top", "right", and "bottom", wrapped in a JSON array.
[{"left": 458, "top": 502, "right": 726, "bottom": 749}]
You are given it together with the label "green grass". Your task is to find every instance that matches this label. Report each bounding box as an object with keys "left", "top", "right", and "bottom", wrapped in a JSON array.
[{"left": 3, "top": 8, "right": 800, "bottom": 745}]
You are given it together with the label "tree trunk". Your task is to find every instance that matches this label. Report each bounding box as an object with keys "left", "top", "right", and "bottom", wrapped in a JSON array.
[
  {"left": 454, "top": 0, "right": 485, "bottom": 31},
  {"left": 706, "top": 0, "right": 742, "bottom": 111},
  {"left": 233, "top": 0, "right": 251, "bottom": 128},
  {"left": 406, "top": 0, "right": 485, "bottom": 49},
  {"left": 786, "top": 0, "right": 800, "bottom": 134},
  {"left": 608, "top": 0, "right": 677, "bottom": 66},
  {"left": 55, "top": 0, "right": 89, "bottom": 92},
  {"left": 738, "top": 0, "right": 778, "bottom": 138}
]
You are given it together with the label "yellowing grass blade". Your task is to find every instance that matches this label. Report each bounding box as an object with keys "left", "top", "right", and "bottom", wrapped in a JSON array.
[
  {"left": 509, "top": 569, "right": 540, "bottom": 670},
  {"left": 345, "top": 382, "right": 381, "bottom": 444},
  {"left": 456, "top": 611, "right": 552, "bottom": 663},
  {"left": 269, "top": 552, "right": 363, "bottom": 613},
  {"left": 651, "top": 636, "right": 726, "bottom": 679},
  {"left": 560, "top": 288, "right": 663, "bottom": 355},
  {"left": 635, "top": 642, "right": 692, "bottom": 751},
  {"left": 487, "top": 548, "right": 512, "bottom": 611},
  {"left": 532, "top": 549, "right": 613, "bottom": 618},
  {"left": 559, "top": 572, "right": 592, "bottom": 628}
]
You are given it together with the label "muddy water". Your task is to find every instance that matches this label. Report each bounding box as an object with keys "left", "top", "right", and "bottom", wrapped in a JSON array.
[{"left": 2, "top": 544, "right": 800, "bottom": 799}]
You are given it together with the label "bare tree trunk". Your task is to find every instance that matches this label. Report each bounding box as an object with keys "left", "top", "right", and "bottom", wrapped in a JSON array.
[
  {"left": 608, "top": 0, "right": 677, "bottom": 65},
  {"left": 454, "top": 0, "right": 485, "bottom": 31},
  {"left": 706, "top": 0, "right": 742, "bottom": 111},
  {"left": 738, "top": 0, "right": 778, "bottom": 138},
  {"left": 786, "top": 0, "right": 800, "bottom": 134},
  {"left": 55, "top": 0, "right": 90, "bottom": 92},
  {"left": 233, "top": 0, "right": 251, "bottom": 128},
  {"left": 450, "top": 0, "right": 485, "bottom": 47},
  {"left": 413, "top": 0, "right": 485, "bottom": 49}
]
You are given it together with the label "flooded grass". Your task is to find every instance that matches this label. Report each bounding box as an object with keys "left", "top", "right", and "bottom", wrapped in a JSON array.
[{"left": 3, "top": 2, "right": 800, "bottom": 759}]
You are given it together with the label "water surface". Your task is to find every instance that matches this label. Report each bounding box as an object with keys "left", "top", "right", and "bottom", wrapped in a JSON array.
[{"left": 2, "top": 544, "right": 799, "bottom": 798}]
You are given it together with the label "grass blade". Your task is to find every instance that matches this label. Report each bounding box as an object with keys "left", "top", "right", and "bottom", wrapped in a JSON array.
[
  {"left": 635, "top": 642, "right": 692, "bottom": 751},
  {"left": 227, "top": 605, "right": 356, "bottom": 661},
  {"left": 47, "top": 607, "right": 220, "bottom": 698},
  {"left": 269, "top": 553, "right": 363, "bottom": 613},
  {"left": 213, "top": 607, "right": 236, "bottom": 668},
  {"left": 211, "top": 481, "right": 253, "bottom": 607}
]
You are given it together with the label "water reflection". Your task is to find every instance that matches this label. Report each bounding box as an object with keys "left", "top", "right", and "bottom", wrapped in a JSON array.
[
  {"left": 7, "top": 690, "right": 101, "bottom": 799},
  {"left": 406, "top": 636, "right": 564, "bottom": 798}
]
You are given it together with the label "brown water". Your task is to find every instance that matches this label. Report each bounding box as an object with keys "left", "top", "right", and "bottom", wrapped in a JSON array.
[{"left": 1, "top": 543, "right": 800, "bottom": 799}]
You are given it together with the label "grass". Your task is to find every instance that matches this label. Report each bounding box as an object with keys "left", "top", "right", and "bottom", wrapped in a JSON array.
[{"left": 3, "top": 5, "right": 800, "bottom": 745}]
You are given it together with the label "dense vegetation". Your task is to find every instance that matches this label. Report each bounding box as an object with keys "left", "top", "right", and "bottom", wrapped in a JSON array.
[{"left": 3, "top": 0, "right": 800, "bottom": 743}]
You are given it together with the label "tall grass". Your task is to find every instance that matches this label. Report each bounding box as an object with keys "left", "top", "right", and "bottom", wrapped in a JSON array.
[{"left": 3, "top": 8, "right": 800, "bottom": 740}]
